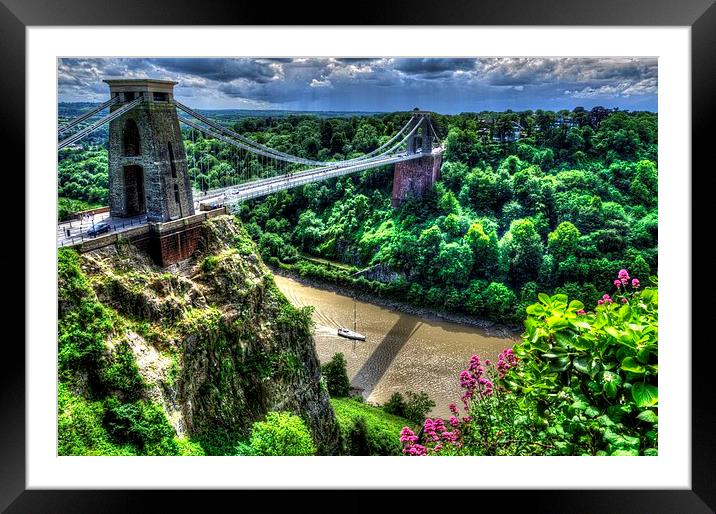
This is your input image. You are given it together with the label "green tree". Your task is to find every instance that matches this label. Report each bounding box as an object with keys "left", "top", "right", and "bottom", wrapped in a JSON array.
[
  {"left": 464, "top": 222, "right": 499, "bottom": 278},
  {"left": 244, "top": 412, "right": 317, "bottom": 456},
  {"left": 500, "top": 219, "right": 544, "bottom": 285},
  {"left": 547, "top": 222, "right": 581, "bottom": 262},
  {"left": 321, "top": 353, "right": 351, "bottom": 397}
]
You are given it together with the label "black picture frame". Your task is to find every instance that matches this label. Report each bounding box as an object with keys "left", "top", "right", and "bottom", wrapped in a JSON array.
[{"left": 2, "top": 1, "right": 713, "bottom": 511}]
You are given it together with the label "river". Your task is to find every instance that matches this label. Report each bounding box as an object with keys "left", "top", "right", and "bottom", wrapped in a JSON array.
[{"left": 273, "top": 274, "right": 516, "bottom": 418}]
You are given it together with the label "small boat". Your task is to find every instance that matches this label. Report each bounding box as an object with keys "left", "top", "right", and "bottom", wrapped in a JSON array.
[{"left": 337, "top": 328, "right": 366, "bottom": 341}]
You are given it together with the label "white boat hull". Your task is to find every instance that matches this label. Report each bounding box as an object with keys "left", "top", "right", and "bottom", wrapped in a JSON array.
[{"left": 337, "top": 329, "right": 366, "bottom": 341}]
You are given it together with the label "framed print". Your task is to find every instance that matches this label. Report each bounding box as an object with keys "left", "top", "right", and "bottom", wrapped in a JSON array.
[{"left": 2, "top": 0, "right": 714, "bottom": 511}]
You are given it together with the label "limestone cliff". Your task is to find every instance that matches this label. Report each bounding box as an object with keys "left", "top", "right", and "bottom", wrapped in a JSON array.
[{"left": 63, "top": 214, "right": 340, "bottom": 454}]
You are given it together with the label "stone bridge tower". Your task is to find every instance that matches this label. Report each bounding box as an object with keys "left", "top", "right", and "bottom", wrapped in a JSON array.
[
  {"left": 391, "top": 110, "right": 442, "bottom": 207},
  {"left": 105, "top": 79, "right": 195, "bottom": 222}
]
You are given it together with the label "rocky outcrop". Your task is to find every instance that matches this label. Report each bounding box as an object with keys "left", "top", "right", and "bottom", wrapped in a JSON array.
[{"left": 78, "top": 215, "right": 340, "bottom": 454}]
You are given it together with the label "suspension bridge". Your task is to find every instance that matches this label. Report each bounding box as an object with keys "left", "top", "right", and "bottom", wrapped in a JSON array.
[{"left": 57, "top": 79, "right": 443, "bottom": 264}]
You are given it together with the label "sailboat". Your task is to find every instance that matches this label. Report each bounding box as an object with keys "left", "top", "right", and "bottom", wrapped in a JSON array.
[{"left": 338, "top": 295, "right": 366, "bottom": 341}]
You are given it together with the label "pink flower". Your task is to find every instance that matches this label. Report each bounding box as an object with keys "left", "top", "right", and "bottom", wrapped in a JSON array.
[
  {"left": 614, "top": 279, "right": 622, "bottom": 288},
  {"left": 597, "top": 299, "right": 604, "bottom": 305},
  {"left": 577, "top": 309, "right": 586, "bottom": 315},
  {"left": 618, "top": 269, "right": 630, "bottom": 280},
  {"left": 621, "top": 297, "right": 627, "bottom": 304},
  {"left": 632, "top": 278, "right": 640, "bottom": 288},
  {"left": 449, "top": 416, "right": 459, "bottom": 427}
]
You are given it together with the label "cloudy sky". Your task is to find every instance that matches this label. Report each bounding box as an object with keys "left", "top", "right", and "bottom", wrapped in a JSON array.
[{"left": 58, "top": 57, "right": 657, "bottom": 113}]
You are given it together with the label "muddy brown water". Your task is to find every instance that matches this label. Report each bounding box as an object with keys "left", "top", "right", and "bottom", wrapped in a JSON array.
[{"left": 273, "top": 274, "right": 516, "bottom": 418}]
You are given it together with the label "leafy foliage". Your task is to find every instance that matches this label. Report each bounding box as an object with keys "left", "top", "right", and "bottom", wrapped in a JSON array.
[
  {"left": 321, "top": 352, "right": 352, "bottom": 397},
  {"left": 237, "top": 411, "right": 317, "bottom": 456},
  {"left": 382, "top": 391, "right": 436, "bottom": 425}
]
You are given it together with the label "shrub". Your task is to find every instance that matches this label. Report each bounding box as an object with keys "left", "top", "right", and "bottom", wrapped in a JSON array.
[
  {"left": 347, "top": 417, "right": 371, "bottom": 455},
  {"left": 321, "top": 352, "right": 351, "bottom": 397},
  {"left": 58, "top": 383, "right": 134, "bottom": 456},
  {"left": 200, "top": 255, "right": 219, "bottom": 272},
  {"left": 242, "top": 412, "right": 317, "bottom": 456},
  {"left": 384, "top": 391, "right": 436, "bottom": 425},
  {"left": 58, "top": 249, "right": 113, "bottom": 385},
  {"left": 101, "top": 341, "right": 145, "bottom": 399},
  {"left": 103, "top": 398, "right": 179, "bottom": 455},
  {"left": 383, "top": 392, "right": 407, "bottom": 417},
  {"left": 403, "top": 391, "right": 436, "bottom": 425}
]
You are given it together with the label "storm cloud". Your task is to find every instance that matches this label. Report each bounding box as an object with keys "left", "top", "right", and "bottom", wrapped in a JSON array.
[{"left": 58, "top": 57, "right": 657, "bottom": 113}]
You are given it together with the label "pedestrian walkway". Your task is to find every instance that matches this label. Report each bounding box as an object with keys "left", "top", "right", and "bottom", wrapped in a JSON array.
[{"left": 57, "top": 211, "right": 149, "bottom": 247}]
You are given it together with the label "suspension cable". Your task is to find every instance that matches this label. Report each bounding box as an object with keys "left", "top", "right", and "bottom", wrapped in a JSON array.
[
  {"left": 174, "top": 99, "right": 415, "bottom": 166},
  {"left": 58, "top": 96, "right": 120, "bottom": 135},
  {"left": 58, "top": 96, "right": 144, "bottom": 150},
  {"left": 180, "top": 113, "right": 423, "bottom": 172}
]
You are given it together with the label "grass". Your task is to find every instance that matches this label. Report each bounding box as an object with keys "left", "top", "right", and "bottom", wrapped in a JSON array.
[{"left": 330, "top": 397, "right": 415, "bottom": 455}]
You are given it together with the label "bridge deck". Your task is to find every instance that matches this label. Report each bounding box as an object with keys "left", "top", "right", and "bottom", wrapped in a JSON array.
[{"left": 202, "top": 148, "right": 443, "bottom": 207}]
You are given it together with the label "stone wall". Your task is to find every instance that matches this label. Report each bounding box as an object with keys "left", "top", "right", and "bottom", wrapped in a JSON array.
[
  {"left": 391, "top": 153, "right": 443, "bottom": 207},
  {"left": 72, "top": 207, "right": 228, "bottom": 267},
  {"left": 108, "top": 102, "right": 194, "bottom": 222}
]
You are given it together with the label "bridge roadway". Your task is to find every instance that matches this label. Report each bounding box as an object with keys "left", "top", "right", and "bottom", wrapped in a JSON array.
[
  {"left": 57, "top": 147, "right": 443, "bottom": 247},
  {"left": 201, "top": 147, "right": 443, "bottom": 208}
]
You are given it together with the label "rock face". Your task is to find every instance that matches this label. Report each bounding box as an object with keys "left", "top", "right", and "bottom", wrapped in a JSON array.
[
  {"left": 355, "top": 263, "right": 405, "bottom": 284},
  {"left": 79, "top": 214, "right": 340, "bottom": 454}
]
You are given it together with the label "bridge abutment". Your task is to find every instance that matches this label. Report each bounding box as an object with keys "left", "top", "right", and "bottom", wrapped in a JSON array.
[{"left": 391, "top": 153, "right": 442, "bottom": 208}]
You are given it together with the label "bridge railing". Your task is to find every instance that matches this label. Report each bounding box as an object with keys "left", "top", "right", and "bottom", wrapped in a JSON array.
[{"left": 58, "top": 214, "right": 150, "bottom": 247}]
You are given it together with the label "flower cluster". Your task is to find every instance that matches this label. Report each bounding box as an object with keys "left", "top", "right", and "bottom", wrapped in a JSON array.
[
  {"left": 496, "top": 348, "right": 518, "bottom": 379},
  {"left": 400, "top": 349, "right": 517, "bottom": 456},
  {"left": 597, "top": 294, "right": 613, "bottom": 306},
  {"left": 459, "top": 354, "right": 495, "bottom": 408},
  {"left": 400, "top": 427, "right": 427, "bottom": 456},
  {"left": 601, "top": 269, "right": 642, "bottom": 308}
]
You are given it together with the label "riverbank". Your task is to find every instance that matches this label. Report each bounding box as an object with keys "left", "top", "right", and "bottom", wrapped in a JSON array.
[{"left": 268, "top": 265, "right": 522, "bottom": 339}]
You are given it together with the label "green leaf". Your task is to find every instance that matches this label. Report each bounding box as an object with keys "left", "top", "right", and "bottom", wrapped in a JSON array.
[
  {"left": 603, "top": 380, "right": 617, "bottom": 399},
  {"left": 553, "top": 331, "right": 574, "bottom": 348},
  {"left": 612, "top": 449, "right": 639, "bottom": 456},
  {"left": 568, "top": 300, "right": 585, "bottom": 311},
  {"left": 526, "top": 303, "right": 545, "bottom": 316},
  {"left": 573, "top": 356, "right": 590, "bottom": 374},
  {"left": 618, "top": 304, "right": 631, "bottom": 320},
  {"left": 571, "top": 321, "right": 592, "bottom": 330},
  {"left": 632, "top": 383, "right": 658, "bottom": 408},
  {"left": 538, "top": 293, "right": 551, "bottom": 305},
  {"left": 621, "top": 357, "right": 646, "bottom": 374},
  {"left": 605, "top": 326, "right": 622, "bottom": 340},
  {"left": 547, "top": 316, "right": 569, "bottom": 330},
  {"left": 636, "top": 410, "right": 658, "bottom": 424},
  {"left": 550, "top": 356, "right": 571, "bottom": 372},
  {"left": 570, "top": 336, "right": 591, "bottom": 351},
  {"left": 551, "top": 293, "right": 568, "bottom": 305},
  {"left": 637, "top": 347, "right": 652, "bottom": 363},
  {"left": 584, "top": 406, "right": 600, "bottom": 418}
]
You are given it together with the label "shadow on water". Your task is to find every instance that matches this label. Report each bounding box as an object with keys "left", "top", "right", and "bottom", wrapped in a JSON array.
[{"left": 351, "top": 314, "right": 423, "bottom": 397}]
